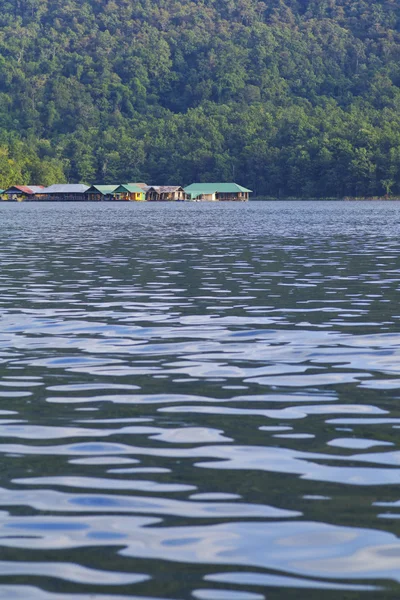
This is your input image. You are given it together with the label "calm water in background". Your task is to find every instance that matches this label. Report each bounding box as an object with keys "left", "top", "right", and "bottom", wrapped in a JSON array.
[{"left": 1, "top": 200, "right": 400, "bottom": 599}]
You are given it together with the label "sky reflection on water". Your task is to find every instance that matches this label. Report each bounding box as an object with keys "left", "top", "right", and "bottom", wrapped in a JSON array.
[{"left": 1, "top": 201, "right": 400, "bottom": 599}]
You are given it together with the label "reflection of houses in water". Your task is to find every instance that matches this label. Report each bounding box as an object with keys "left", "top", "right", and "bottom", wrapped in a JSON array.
[
  {"left": 146, "top": 186, "right": 187, "bottom": 201},
  {"left": 3, "top": 185, "right": 45, "bottom": 201},
  {"left": 184, "top": 183, "right": 252, "bottom": 201}
]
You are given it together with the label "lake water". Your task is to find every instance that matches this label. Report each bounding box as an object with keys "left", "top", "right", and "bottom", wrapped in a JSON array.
[{"left": 1, "top": 200, "right": 400, "bottom": 599}]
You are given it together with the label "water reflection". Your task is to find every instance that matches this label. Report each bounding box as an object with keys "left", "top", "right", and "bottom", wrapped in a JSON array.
[{"left": 1, "top": 201, "right": 400, "bottom": 598}]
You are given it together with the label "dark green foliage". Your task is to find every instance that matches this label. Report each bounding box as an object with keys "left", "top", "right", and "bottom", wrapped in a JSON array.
[{"left": 0, "top": 0, "right": 400, "bottom": 195}]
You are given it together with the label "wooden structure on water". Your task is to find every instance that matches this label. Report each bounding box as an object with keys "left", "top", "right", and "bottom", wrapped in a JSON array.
[
  {"left": 85, "top": 184, "right": 146, "bottom": 201},
  {"left": 85, "top": 185, "right": 119, "bottom": 201},
  {"left": 0, "top": 182, "right": 252, "bottom": 202},
  {"left": 113, "top": 184, "right": 146, "bottom": 201},
  {"left": 146, "top": 186, "right": 187, "bottom": 201},
  {"left": 39, "top": 184, "right": 89, "bottom": 201},
  {"left": 3, "top": 185, "right": 45, "bottom": 201},
  {"left": 184, "top": 183, "right": 252, "bottom": 201}
]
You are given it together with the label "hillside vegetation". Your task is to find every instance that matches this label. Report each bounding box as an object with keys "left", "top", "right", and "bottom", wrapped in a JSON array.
[{"left": 0, "top": 0, "right": 400, "bottom": 196}]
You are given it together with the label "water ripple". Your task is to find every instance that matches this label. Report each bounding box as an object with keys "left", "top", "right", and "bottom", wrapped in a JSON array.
[{"left": 2, "top": 202, "right": 400, "bottom": 598}]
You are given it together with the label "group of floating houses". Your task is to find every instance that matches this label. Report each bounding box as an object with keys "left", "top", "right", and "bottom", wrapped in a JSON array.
[{"left": 0, "top": 182, "right": 252, "bottom": 202}]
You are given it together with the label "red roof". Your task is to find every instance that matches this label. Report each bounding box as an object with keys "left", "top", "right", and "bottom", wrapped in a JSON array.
[{"left": 6, "top": 185, "right": 36, "bottom": 194}]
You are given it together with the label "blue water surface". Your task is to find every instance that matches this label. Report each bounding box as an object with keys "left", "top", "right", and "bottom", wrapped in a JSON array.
[{"left": 0, "top": 200, "right": 400, "bottom": 599}]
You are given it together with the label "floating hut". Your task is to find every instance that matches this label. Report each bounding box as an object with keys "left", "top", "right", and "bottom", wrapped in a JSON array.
[
  {"left": 39, "top": 184, "right": 89, "bottom": 201},
  {"left": 113, "top": 184, "right": 146, "bottom": 201},
  {"left": 184, "top": 183, "right": 252, "bottom": 201},
  {"left": 146, "top": 186, "right": 187, "bottom": 201},
  {"left": 85, "top": 185, "right": 119, "bottom": 201},
  {"left": 0, "top": 181, "right": 253, "bottom": 202},
  {"left": 3, "top": 185, "right": 45, "bottom": 201}
]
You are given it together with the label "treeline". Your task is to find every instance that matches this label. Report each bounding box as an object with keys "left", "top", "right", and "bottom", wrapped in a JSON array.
[{"left": 0, "top": 0, "right": 400, "bottom": 196}]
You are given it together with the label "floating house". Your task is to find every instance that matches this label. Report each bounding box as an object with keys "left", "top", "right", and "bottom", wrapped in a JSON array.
[
  {"left": 85, "top": 185, "right": 119, "bottom": 201},
  {"left": 113, "top": 184, "right": 146, "bottom": 201},
  {"left": 39, "top": 184, "right": 89, "bottom": 201},
  {"left": 3, "top": 185, "right": 45, "bottom": 201},
  {"left": 184, "top": 183, "right": 252, "bottom": 201},
  {"left": 146, "top": 186, "right": 187, "bottom": 201},
  {"left": 0, "top": 180, "right": 253, "bottom": 202}
]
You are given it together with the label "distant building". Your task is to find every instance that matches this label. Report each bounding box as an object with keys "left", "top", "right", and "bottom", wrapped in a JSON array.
[
  {"left": 3, "top": 185, "right": 45, "bottom": 201},
  {"left": 39, "top": 184, "right": 89, "bottom": 201},
  {"left": 146, "top": 186, "right": 187, "bottom": 201},
  {"left": 113, "top": 184, "right": 146, "bottom": 201},
  {"left": 184, "top": 183, "right": 252, "bottom": 201},
  {"left": 85, "top": 185, "right": 119, "bottom": 201}
]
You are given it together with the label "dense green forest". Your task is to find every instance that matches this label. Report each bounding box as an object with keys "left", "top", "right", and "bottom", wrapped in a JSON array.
[{"left": 0, "top": 0, "right": 400, "bottom": 196}]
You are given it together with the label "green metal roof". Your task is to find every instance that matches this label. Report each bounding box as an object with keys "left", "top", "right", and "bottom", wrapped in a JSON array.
[
  {"left": 85, "top": 185, "right": 119, "bottom": 195},
  {"left": 184, "top": 183, "right": 252, "bottom": 197},
  {"left": 114, "top": 184, "right": 145, "bottom": 194}
]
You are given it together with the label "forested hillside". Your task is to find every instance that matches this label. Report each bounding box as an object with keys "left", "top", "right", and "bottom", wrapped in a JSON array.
[{"left": 0, "top": 0, "right": 400, "bottom": 196}]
